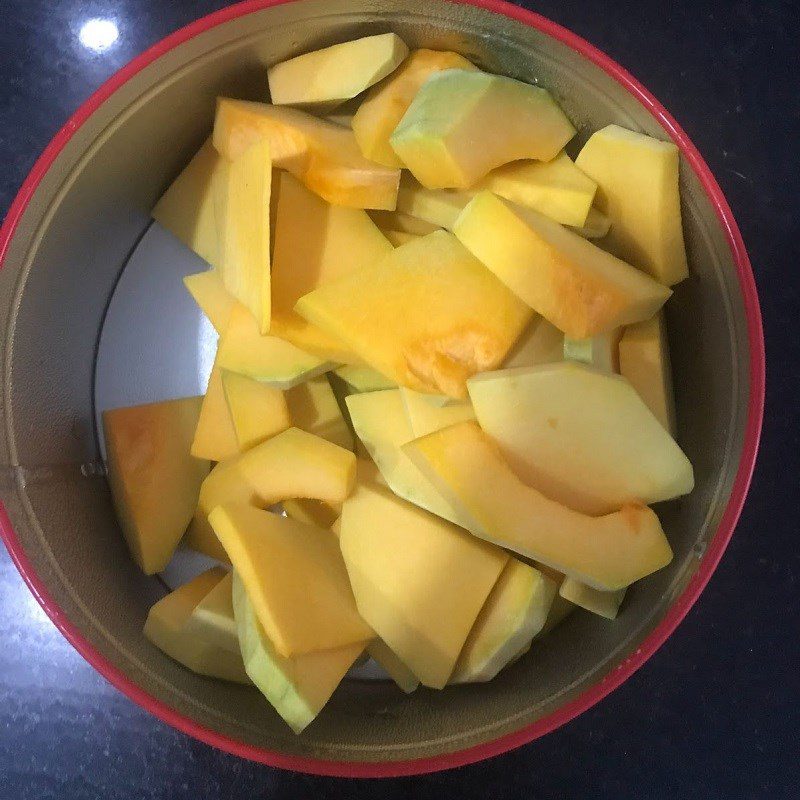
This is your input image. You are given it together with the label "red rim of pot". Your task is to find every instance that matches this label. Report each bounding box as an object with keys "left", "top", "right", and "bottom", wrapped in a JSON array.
[{"left": 0, "top": 0, "right": 765, "bottom": 778}]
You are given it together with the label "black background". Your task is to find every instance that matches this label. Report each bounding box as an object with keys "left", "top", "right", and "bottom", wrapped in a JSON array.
[{"left": 1, "top": 1, "right": 798, "bottom": 798}]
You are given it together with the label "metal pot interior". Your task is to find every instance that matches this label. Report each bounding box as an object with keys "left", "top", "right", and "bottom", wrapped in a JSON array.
[{"left": 0, "top": 0, "right": 752, "bottom": 764}]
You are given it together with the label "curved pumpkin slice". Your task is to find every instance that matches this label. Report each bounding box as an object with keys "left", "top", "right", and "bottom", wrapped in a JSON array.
[
  {"left": 236, "top": 426, "right": 356, "bottom": 507},
  {"left": 403, "top": 421, "right": 673, "bottom": 591},
  {"left": 186, "top": 426, "right": 355, "bottom": 561}
]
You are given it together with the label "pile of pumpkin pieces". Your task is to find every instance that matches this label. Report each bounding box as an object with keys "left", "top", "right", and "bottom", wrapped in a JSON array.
[{"left": 102, "top": 33, "right": 693, "bottom": 733}]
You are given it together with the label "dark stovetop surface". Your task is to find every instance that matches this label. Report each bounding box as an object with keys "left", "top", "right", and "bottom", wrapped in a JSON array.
[{"left": 1, "top": 1, "right": 797, "bottom": 798}]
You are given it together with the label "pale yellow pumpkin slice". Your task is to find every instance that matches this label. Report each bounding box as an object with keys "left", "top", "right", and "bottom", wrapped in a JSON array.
[
  {"left": 476, "top": 152, "right": 596, "bottom": 227},
  {"left": 221, "top": 370, "right": 291, "bottom": 451},
  {"left": 576, "top": 125, "right": 688, "bottom": 285},
  {"left": 214, "top": 139, "right": 272, "bottom": 333},
  {"left": 152, "top": 139, "right": 222, "bottom": 269},
  {"left": 183, "top": 270, "right": 237, "bottom": 334},
  {"left": 451, "top": 558, "right": 557, "bottom": 683},
  {"left": 144, "top": 568, "right": 249, "bottom": 683},
  {"left": 346, "top": 389, "right": 463, "bottom": 525},
  {"left": 339, "top": 482, "right": 507, "bottom": 688},
  {"left": 191, "top": 355, "right": 241, "bottom": 463},
  {"left": 217, "top": 305, "right": 332, "bottom": 388},
  {"left": 467, "top": 362, "right": 693, "bottom": 514},
  {"left": 268, "top": 33, "right": 409, "bottom": 108}
]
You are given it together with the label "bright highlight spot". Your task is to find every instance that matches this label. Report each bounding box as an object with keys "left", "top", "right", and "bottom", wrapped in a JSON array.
[{"left": 79, "top": 18, "right": 119, "bottom": 53}]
